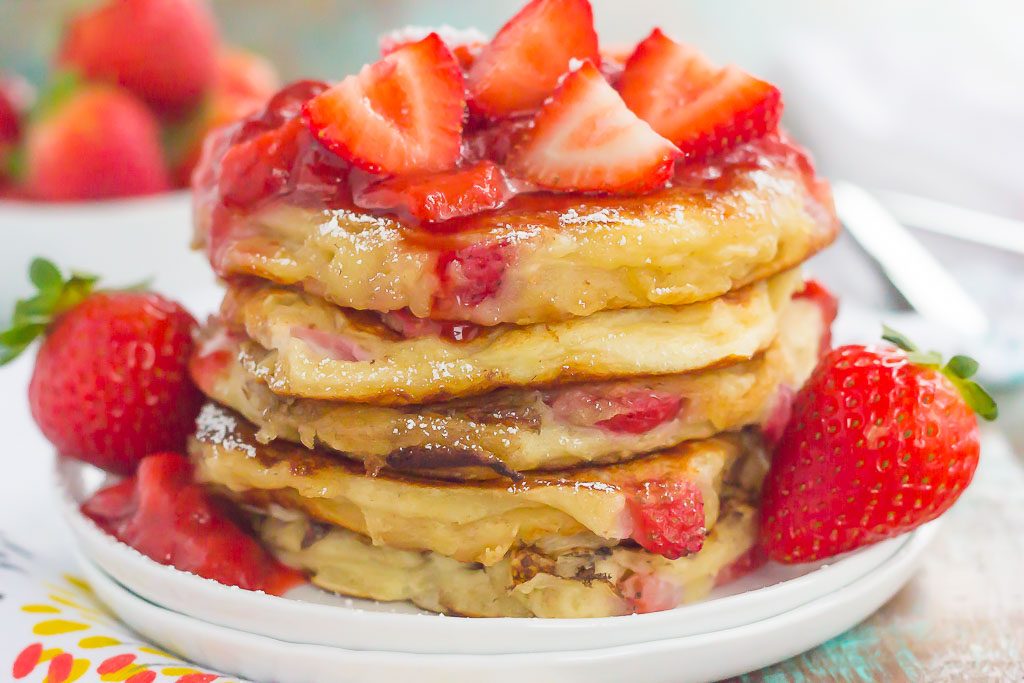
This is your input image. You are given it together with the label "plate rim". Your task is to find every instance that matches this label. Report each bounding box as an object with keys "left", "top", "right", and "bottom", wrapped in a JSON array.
[
  {"left": 57, "top": 455, "right": 939, "bottom": 655},
  {"left": 74, "top": 521, "right": 935, "bottom": 683}
]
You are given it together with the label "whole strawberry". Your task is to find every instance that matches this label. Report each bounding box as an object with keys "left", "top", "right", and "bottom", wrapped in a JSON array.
[
  {"left": 25, "top": 80, "right": 169, "bottom": 200},
  {"left": 57, "top": 0, "right": 218, "bottom": 114},
  {"left": 761, "top": 327, "right": 997, "bottom": 563},
  {"left": 1, "top": 259, "right": 203, "bottom": 474}
]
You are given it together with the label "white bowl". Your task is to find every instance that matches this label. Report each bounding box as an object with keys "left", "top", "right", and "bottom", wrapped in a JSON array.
[
  {"left": 57, "top": 455, "right": 939, "bottom": 656},
  {"left": 0, "top": 192, "right": 216, "bottom": 316}
]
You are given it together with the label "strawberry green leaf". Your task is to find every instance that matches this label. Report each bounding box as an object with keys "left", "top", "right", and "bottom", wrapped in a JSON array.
[
  {"left": 29, "top": 258, "right": 62, "bottom": 291},
  {"left": 906, "top": 350, "right": 942, "bottom": 367},
  {"left": 881, "top": 325, "right": 918, "bottom": 353},
  {"left": 0, "top": 259, "right": 98, "bottom": 366},
  {"left": 946, "top": 355, "right": 979, "bottom": 379},
  {"left": 954, "top": 378, "right": 998, "bottom": 421},
  {"left": 881, "top": 326, "right": 998, "bottom": 422},
  {"left": 31, "top": 71, "right": 81, "bottom": 123}
]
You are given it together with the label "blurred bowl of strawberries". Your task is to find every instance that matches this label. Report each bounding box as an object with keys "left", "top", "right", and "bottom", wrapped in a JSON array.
[{"left": 0, "top": 0, "right": 280, "bottom": 311}]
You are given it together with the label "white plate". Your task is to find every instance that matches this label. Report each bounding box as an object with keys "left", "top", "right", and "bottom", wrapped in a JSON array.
[
  {"left": 0, "top": 192, "right": 216, "bottom": 317},
  {"left": 57, "top": 456, "right": 937, "bottom": 655},
  {"left": 76, "top": 520, "right": 936, "bottom": 683}
]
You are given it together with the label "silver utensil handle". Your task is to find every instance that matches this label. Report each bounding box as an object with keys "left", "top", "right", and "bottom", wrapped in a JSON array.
[{"left": 833, "top": 181, "right": 990, "bottom": 338}]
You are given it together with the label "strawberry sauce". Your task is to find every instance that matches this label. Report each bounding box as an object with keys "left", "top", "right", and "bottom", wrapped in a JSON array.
[
  {"left": 192, "top": 30, "right": 832, "bottom": 320},
  {"left": 81, "top": 452, "right": 304, "bottom": 595}
]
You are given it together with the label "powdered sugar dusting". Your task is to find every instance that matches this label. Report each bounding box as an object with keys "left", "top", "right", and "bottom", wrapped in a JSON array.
[{"left": 196, "top": 403, "right": 257, "bottom": 457}]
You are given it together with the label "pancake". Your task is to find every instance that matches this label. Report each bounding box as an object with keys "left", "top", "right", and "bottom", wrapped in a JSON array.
[
  {"left": 249, "top": 482, "right": 762, "bottom": 618},
  {"left": 191, "top": 293, "right": 827, "bottom": 480},
  {"left": 213, "top": 268, "right": 802, "bottom": 405},
  {"left": 190, "top": 403, "right": 764, "bottom": 566},
  {"left": 196, "top": 135, "right": 838, "bottom": 326}
]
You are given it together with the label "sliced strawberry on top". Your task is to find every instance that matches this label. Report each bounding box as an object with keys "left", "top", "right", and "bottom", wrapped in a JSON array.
[
  {"left": 619, "top": 29, "right": 782, "bottom": 160},
  {"left": 379, "top": 25, "right": 487, "bottom": 69},
  {"left": 626, "top": 479, "right": 706, "bottom": 560},
  {"left": 353, "top": 160, "right": 514, "bottom": 224},
  {"left": 507, "top": 61, "right": 679, "bottom": 193},
  {"left": 303, "top": 33, "right": 465, "bottom": 175},
  {"left": 467, "top": 0, "right": 599, "bottom": 117}
]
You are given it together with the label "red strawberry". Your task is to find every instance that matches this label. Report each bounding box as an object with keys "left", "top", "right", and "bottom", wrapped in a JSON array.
[
  {"left": 24, "top": 83, "right": 169, "bottom": 200},
  {"left": 507, "top": 61, "right": 679, "bottom": 193},
  {"left": 57, "top": 0, "right": 218, "bottom": 114},
  {"left": 0, "top": 80, "right": 21, "bottom": 147},
  {"left": 303, "top": 34, "right": 465, "bottom": 176},
  {"left": 626, "top": 479, "right": 705, "bottom": 559},
  {"left": 760, "top": 328, "right": 997, "bottom": 563},
  {"left": 436, "top": 241, "right": 510, "bottom": 309},
  {"left": 467, "top": 0, "right": 599, "bottom": 117},
  {"left": 618, "top": 29, "right": 782, "bottom": 160},
  {"left": 353, "top": 161, "right": 514, "bottom": 225},
  {"left": 1, "top": 260, "right": 203, "bottom": 475},
  {"left": 0, "top": 76, "right": 26, "bottom": 185},
  {"left": 82, "top": 452, "right": 303, "bottom": 594},
  {"left": 379, "top": 25, "right": 487, "bottom": 69}
]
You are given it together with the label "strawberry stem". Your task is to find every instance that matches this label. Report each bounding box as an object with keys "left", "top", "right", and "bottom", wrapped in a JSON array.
[
  {"left": 0, "top": 258, "right": 98, "bottom": 366},
  {"left": 881, "top": 325, "right": 998, "bottom": 422}
]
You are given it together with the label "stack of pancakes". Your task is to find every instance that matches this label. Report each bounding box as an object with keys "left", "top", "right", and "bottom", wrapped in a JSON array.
[{"left": 189, "top": 144, "right": 839, "bottom": 617}]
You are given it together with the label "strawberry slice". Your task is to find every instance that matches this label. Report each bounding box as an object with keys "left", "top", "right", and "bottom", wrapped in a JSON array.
[
  {"left": 379, "top": 25, "right": 487, "bottom": 69},
  {"left": 467, "top": 0, "right": 599, "bottom": 117},
  {"left": 353, "top": 161, "right": 514, "bottom": 224},
  {"left": 436, "top": 241, "right": 510, "bottom": 309},
  {"left": 626, "top": 479, "right": 706, "bottom": 559},
  {"left": 303, "top": 34, "right": 465, "bottom": 175},
  {"left": 507, "top": 61, "right": 679, "bottom": 193},
  {"left": 595, "top": 391, "right": 682, "bottom": 434},
  {"left": 619, "top": 29, "right": 782, "bottom": 160},
  {"left": 82, "top": 452, "right": 304, "bottom": 595}
]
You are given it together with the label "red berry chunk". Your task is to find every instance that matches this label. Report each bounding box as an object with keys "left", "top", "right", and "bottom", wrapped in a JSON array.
[
  {"left": 216, "top": 81, "right": 349, "bottom": 211},
  {"left": 353, "top": 161, "right": 514, "bottom": 225},
  {"left": 626, "top": 478, "right": 706, "bottom": 559},
  {"left": 82, "top": 452, "right": 304, "bottom": 595},
  {"left": 436, "top": 241, "right": 510, "bottom": 309},
  {"left": 596, "top": 390, "right": 683, "bottom": 433}
]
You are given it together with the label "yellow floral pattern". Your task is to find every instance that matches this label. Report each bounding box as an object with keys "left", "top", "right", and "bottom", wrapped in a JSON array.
[{"left": 8, "top": 574, "right": 238, "bottom": 683}]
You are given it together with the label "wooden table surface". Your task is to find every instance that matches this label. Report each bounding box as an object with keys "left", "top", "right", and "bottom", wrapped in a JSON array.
[{"left": 726, "top": 408, "right": 1024, "bottom": 682}]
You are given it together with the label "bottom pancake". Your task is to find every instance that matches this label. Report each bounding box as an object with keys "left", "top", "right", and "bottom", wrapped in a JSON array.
[{"left": 251, "top": 484, "right": 761, "bottom": 618}]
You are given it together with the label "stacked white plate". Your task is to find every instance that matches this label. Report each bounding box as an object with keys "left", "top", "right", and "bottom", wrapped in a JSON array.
[{"left": 57, "top": 457, "right": 938, "bottom": 683}]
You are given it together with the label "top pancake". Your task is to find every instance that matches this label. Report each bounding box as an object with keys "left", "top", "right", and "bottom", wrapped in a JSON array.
[{"left": 197, "top": 137, "right": 838, "bottom": 326}]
